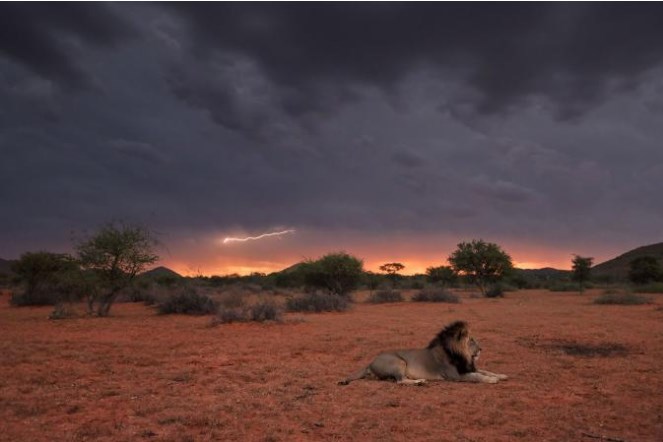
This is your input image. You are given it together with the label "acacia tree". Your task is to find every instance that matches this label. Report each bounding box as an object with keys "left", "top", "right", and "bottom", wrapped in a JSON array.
[
  {"left": 425, "top": 265, "right": 458, "bottom": 288},
  {"left": 628, "top": 256, "right": 662, "bottom": 285},
  {"left": 76, "top": 223, "right": 159, "bottom": 316},
  {"left": 379, "top": 262, "right": 405, "bottom": 288},
  {"left": 448, "top": 240, "right": 513, "bottom": 296},
  {"left": 571, "top": 255, "right": 593, "bottom": 293}
]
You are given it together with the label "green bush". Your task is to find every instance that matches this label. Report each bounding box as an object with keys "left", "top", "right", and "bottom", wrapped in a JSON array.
[
  {"left": 158, "top": 289, "right": 216, "bottom": 315},
  {"left": 286, "top": 292, "right": 350, "bottom": 312},
  {"left": 367, "top": 290, "right": 403, "bottom": 304},
  {"left": 412, "top": 289, "right": 460, "bottom": 303},
  {"left": 303, "top": 252, "right": 364, "bottom": 296},
  {"left": 593, "top": 292, "right": 651, "bottom": 305}
]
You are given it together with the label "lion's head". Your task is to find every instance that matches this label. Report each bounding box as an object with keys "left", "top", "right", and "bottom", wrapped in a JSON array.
[{"left": 427, "top": 320, "right": 477, "bottom": 374}]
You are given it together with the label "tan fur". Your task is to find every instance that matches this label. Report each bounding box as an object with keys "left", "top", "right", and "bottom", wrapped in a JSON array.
[{"left": 339, "top": 321, "right": 507, "bottom": 385}]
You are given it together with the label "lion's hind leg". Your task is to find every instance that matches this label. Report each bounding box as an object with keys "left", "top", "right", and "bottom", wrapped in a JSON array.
[{"left": 370, "top": 353, "right": 426, "bottom": 385}]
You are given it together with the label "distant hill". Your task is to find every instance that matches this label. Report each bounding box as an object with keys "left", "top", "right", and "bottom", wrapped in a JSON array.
[
  {"left": 516, "top": 267, "right": 570, "bottom": 279},
  {"left": 0, "top": 258, "right": 16, "bottom": 275},
  {"left": 592, "top": 242, "right": 663, "bottom": 280},
  {"left": 140, "top": 266, "right": 182, "bottom": 279}
]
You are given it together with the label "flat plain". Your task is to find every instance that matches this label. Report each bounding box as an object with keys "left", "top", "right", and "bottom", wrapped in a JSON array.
[{"left": 1, "top": 289, "right": 662, "bottom": 442}]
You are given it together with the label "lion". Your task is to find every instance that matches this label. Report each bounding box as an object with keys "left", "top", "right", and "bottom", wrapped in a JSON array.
[{"left": 338, "top": 320, "right": 507, "bottom": 385}]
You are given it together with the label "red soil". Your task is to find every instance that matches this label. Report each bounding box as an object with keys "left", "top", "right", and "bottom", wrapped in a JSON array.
[{"left": 1, "top": 289, "right": 662, "bottom": 442}]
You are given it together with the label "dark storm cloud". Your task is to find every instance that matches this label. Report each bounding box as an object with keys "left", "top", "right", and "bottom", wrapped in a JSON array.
[
  {"left": 169, "top": 3, "right": 663, "bottom": 127},
  {"left": 2, "top": 3, "right": 663, "bottom": 268},
  {"left": 0, "top": 3, "right": 134, "bottom": 89}
]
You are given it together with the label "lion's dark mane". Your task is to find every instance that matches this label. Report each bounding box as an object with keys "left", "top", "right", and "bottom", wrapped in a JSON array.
[{"left": 427, "top": 320, "right": 476, "bottom": 374}]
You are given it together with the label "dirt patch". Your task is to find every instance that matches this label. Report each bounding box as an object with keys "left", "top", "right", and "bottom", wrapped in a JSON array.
[
  {"left": 547, "top": 341, "right": 629, "bottom": 358},
  {"left": 517, "top": 336, "right": 630, "bottom": 357}
]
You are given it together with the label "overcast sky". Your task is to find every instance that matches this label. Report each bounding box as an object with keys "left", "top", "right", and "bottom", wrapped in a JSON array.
[{"left": 2, "top": 3, "right": 663, "bottom": 274}]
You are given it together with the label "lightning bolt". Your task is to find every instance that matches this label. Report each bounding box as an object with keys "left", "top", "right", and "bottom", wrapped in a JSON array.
[{"left": 223, "top": 229, "right": 295, "bottom": 244}]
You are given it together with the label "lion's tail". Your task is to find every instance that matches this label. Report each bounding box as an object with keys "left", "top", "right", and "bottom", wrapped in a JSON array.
[{"left": 338, "top": 366, "right": 371, "bottom": 385}]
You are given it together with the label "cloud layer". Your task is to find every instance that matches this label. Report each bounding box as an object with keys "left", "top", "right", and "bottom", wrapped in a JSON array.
[{"left": 2, "top": 3, "right": 663, "bottom": 271}]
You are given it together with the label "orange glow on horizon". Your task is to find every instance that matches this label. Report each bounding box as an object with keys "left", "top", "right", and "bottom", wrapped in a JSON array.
[{"left": 160, "top": 254, "right": 572, "bottom": 277}]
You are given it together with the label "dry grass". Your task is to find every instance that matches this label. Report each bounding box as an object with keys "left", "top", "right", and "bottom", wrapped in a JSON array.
[{"left": 0, "top": 289, "right": 662, "bottom": 441}]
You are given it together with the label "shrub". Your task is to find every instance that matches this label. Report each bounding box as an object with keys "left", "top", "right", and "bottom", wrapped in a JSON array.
[
  {"left": 213, "top": 299, "right": 282, "bottom": 324},
  {"left": 49, "top": 303, "right": 77, "bottom": 320},
  {"left": 367, "top": 290, "right": 403, "bottom": 304},
  {"left": 486, "top": 285, "right": 505, "bottom": 298},
  {"left": 286, "top": 292, "right": 350, "bottom": 312},
  {"left": 158, "top": 289, "right": 216, "bottom": 315},
  {"left": 412, "top": 288, "right": 460, "bottom": 303},
  {"left": 247, "top": 300, "right": 282, "bottom": 322},
  {"left": 593, "top": 292, "right": 651, "bottom": 305}
]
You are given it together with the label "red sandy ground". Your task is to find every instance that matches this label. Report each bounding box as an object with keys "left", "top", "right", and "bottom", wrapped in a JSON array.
[{"left": 1, "top": 289, "right": 662, "bottom": 442}]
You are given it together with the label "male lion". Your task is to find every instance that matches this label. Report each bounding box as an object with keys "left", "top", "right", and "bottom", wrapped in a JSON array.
[{"left": 339, "top": 321, "right": 507, "bottom": 385}]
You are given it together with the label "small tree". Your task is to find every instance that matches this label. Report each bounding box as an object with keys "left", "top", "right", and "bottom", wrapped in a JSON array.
[
  {"left": 628, "top": 256, "right": 662, "bottom": 285},
  {"left": 304, "top": 252, "right": 364, "bottom": 297},
  {"left": 571, "top": 255, "right": 593, "bottom": 293},
  {"left": 379, "top": 262, "right": 405, "bottom": 288},
  {"left": 425, "top": 265, "right": 458, "bottom": 288},
  {"left": 76, "top": 223, "right": 159, "bottom": 316},
  {"left": 448, "top": 239, "right": 513, "bottom": 296}
]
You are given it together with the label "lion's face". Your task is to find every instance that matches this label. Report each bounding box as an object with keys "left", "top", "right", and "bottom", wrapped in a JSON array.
[{"left": 469, "top": 337, "right": 482, "bottom": 362}]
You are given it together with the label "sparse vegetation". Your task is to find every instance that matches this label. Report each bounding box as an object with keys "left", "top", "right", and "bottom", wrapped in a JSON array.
[
  {"left": 594, "top": 291, "right": 651, "bottom": 305},
  {"left": 412, "top": 288, "right": 460, "bottom": 303},
  {"left": 286, "top": 292, "right": 350, "bottom": 312},
  {"left": 367, "top": 289, "right": 403, "bottom": 304},
  {"left": 158, "top": 288, "right": 216, "bottom": 315}
]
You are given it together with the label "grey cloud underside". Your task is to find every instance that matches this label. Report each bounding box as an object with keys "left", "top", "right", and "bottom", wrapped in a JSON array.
[{"left": 1, "top": 3, "right": 663, "bottom": 259}]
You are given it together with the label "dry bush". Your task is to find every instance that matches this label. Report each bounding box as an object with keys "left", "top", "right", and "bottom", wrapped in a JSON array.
[
  {"left": 213, "top": 299, "right": 282, "bottom": 325},
  {"left": 367, "top": 290, "right": 403, "bottom": 304},
  {"left": 285, "top": 292, "right": 350, "bottom": 312},
  {"left": 594, "top": 291, "right": 651, "bottom": 305},
  {"left": 158, "top": 288, "right": 217, "bottom": 315}
]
